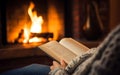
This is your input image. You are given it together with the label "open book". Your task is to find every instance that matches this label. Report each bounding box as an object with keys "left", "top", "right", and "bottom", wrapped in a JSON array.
[{"left": 38, "top": 38, "right": 90, "bottom": 64}]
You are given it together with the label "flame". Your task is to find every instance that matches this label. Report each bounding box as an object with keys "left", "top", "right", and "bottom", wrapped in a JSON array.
[
  {"left": 28, "top": 2, "right": 43, "bottom": 33},
  {"left": 23, "top": 24, "right": 30, "bottom": 43},
  {"left": 29, "top": 37, "right": 42, "bottom": 43},
  {"left": 23, "top": 2, "right": 44, "bottom": 43}
]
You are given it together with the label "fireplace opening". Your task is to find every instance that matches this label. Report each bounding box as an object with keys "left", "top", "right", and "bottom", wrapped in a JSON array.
[
  {"left": 12, "top": 1, "right": 54, "bottom": 44},
  {"left": 0, "top": 0, "right": 65, "bottom": 45}
]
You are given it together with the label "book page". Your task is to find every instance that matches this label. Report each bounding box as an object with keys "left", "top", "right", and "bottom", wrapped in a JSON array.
[
  {"left": 38, "top": 41, "right": 77, "bottom": 64},
  {"left": 59, "top": 38, "right": 90, "bottom": 56}
]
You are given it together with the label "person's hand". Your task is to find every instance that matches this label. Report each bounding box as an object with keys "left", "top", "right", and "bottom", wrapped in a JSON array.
[{"left": 50, "top": 59, "right": 67, "bottom": 71}]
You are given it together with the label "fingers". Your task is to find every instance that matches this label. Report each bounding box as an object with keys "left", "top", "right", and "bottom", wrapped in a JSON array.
[
  {"left": 50, "top": 60, "right": 67, "bottom": 70},
  {"left": 50, "top": 61, "right": 60, "bottom": 70},
  {"left": 53, "top": 61, "right": 60, "bottom": 66},
  {"left": 60, "top": 59, "right": 67, "bottom": 68},
  {"left": 50, "top": 65, "right": 54, "bottom": 70}
]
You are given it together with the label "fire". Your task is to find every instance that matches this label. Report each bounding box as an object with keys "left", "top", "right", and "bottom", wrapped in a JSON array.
[
  {"left": 28, "top": 2, "right": 43, "bottom": 33},
  {"left": 23, "top": 24, "right": 30, "bottom": 43},
  {"left": 23, "top": 2, "right": 43, "bottom": 43}
]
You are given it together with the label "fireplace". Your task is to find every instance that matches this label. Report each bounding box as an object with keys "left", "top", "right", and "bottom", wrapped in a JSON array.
[{"left": 0, "top": 0, "right": 65, "bottom": 45}]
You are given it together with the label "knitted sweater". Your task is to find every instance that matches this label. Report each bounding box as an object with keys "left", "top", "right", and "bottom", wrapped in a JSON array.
[{"left": 49, "top": 24, "right": 120, "bottom": 75}]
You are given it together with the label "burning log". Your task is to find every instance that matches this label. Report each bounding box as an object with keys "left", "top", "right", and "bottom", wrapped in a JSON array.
[
  {"left": 30, "top": 32, "right": 53, "bottom": 39},
  {"left": 28, "top": 32, "right": 53, "bottom": 43}
]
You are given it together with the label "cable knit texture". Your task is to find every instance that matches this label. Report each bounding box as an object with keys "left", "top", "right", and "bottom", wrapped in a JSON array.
[
  {"left": 88, "top": 25, "right": 120, "bottom": 75},
  {"left": 49, "top": 25, "right": 120, "bottom": 75}
]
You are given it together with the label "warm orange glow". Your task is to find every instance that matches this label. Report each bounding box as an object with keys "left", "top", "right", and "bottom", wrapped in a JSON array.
[
  {"left": 23, "top": 24, "right": 30, "bottom": 43},
  {"left": 23, "top": 2, "right": 44, "bottom": 43},
  {"left": 28, "top": 2, "right": 43, "bottom": 33},
  {"left": 29, "top": 37, "right": 42, "bottom": 43},
  {"left": 48, "top": 5, "right": 64, "bottom": 40},
  {"left": 8, "top": 1, "right": 64, "bottom": 43}
]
